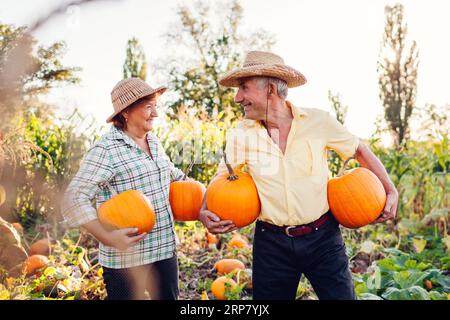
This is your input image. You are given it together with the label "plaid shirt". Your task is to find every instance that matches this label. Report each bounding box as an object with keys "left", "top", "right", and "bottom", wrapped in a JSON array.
[{"left": 61, "top": 125, "right": 184, "bottom": 269}]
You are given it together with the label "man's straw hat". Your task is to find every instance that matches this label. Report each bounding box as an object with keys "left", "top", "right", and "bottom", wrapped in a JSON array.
[
  {"left": 219, "top": 51, "right": 307, "bottom": 88},
  {"left": 107, "top": 78, "right": 166, "bottom": 123}
]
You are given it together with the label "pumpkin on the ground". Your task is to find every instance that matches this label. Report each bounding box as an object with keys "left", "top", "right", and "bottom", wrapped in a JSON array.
[
  {"left": 29, "top": 238, "right": 51, "bottom": 256},
  {"left": 327, "top": 158, "right": 387, "bottom": 229},
  {"left": 211, "top": 276, "right": 237, "bottom": 300},
  {"left": 227, "top": 233, "right": 249, "bottom": 249},
  {"left": 98, "top": 189, "right": 156, "bottom": 234},
  {"left": 214, "top": 258, "right": 245, "bottom": 275},
  {"left": 22, "top": 254, "right": 49, "bottom": 276},
  {"left": 205, "top": 230, "right": 219, "bottom": 248},
  {"left": 206, "top": 153, "right": 260, "bottom": 228}
]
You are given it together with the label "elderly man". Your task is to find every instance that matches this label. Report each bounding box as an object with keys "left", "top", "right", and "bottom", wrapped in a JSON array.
[{"left": 198, "top": 51, "right": 399, "bottom": 300}]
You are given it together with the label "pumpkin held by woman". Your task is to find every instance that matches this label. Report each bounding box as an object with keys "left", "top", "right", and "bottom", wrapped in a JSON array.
[{"left": 98, "top": 190, "right": 156, "bottom": 234}]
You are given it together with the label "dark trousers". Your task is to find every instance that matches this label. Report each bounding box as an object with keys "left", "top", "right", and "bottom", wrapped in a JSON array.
[
  {"left": 102, "top": 255, "right": 179, "bottom": 300},
  {"left": 252, "top": 213, "right": 356, "bottom": 300}
]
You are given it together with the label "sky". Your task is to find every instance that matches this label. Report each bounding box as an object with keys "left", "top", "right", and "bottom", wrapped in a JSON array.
[{"left": 1, "top": 0, "right": 449, "bottom": 140}]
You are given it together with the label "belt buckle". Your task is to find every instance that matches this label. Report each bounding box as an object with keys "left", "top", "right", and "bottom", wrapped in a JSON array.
[{"left": 285, "top": 226, "right": 296, "bottom": 237}]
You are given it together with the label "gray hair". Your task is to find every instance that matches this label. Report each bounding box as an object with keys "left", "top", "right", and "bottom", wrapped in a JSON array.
[{"left": 254, "top": 77, "right": 288, "bottom": 99}]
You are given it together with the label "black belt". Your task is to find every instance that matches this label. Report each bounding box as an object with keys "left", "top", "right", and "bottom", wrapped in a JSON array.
[{"left": 259, "top": 211, "right": 332, "bottom": 237}]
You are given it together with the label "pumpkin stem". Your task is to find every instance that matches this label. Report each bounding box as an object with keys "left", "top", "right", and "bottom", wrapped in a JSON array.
[
  {"left": 337, "top": 156, "right": 355, "bottom": 177},
  {"left": 223, "top": 151, "right": 239, "bottom": 181},
  {"left": 183, "top": 161, "right": 194, "bottom": 181},
  {"left": 98, "top": 180, "right": 118, "bottom": 196}
]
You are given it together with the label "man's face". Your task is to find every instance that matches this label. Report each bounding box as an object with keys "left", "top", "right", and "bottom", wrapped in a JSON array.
[{"left": 234, "top": 78, "right": 268, "bottom": 120}]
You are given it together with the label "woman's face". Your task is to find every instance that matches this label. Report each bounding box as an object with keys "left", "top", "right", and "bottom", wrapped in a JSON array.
[{"left": 123, "top": 95, "right": 159, "bottom": 133}]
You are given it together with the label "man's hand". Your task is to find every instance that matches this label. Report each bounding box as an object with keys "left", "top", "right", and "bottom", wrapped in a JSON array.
[
  {"left": 199, "top": 209, "right": 237, "bottom": 234},
  {"left": 371, "top": 189, "right": 399, "bottom": 224}
]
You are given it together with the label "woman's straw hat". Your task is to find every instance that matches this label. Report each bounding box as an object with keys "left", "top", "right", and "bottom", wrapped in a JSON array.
[
  {"left": 219, "top": 51, "right": 307, "bottom": 88},
  {"left": 107, "top": 77, "right": 166, "bottom": 123}
]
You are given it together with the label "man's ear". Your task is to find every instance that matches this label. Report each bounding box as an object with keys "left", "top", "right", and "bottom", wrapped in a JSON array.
[{"left": 268, "top": 83, "right": 276, "bottom": 96}]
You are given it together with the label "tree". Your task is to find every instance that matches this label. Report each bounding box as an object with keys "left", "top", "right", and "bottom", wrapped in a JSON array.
[
  {"left": 160, "top": 0, "right": 275, "bottom": 121},
  {"left": 122, "top": 37, "right": 147, "bottom": 80},
  {"left": 0, "top": 22, "right": 81, "bottom": 131},
  {"left": 377, "top": 3, "right": 419, "bottom": 148},
  {"left": 154, "top": 0, "right": 276, "bottom": 182}
]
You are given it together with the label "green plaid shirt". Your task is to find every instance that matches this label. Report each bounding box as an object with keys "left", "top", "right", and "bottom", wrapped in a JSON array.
[{"left": 61, "top": 126, "right": 184, "bottom": 269}]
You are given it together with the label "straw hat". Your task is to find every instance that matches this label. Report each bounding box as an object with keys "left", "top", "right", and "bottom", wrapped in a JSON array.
[
  {"left": 219, "top": 51, "right": 307, "bottom": 88},
  {"left": 107, "top": 77, "right": 166, "bottom": 123}
]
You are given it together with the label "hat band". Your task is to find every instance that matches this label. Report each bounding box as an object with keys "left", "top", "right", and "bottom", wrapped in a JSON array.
[{"left": 243, "top": 62, "right": 268, "bottom": 67}]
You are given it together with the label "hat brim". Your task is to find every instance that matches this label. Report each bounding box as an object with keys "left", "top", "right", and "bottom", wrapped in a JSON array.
[
  {"left": 219, "top": 64, "right": 307, "bottom": 88},
  {"left": 106, "top": 86, "right": 166, "bottom": 123}
]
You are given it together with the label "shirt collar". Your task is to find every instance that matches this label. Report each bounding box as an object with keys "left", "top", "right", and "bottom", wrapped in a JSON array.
[
  {"left": 106, "top": 125, "right": 156, "bottom": 150},
  {"left": 242, "top": 100, "right": 308, "bottom": 128}
]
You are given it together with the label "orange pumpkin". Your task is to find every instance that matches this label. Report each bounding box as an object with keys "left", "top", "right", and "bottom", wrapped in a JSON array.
[
  {"left": 214, "top": 258, "right": 245, "bottom": 275},
  {"left": 169, "top": 179, "right": 206, "bottom": 221},
  {"left": 206, "top": 230, "right": 219, "bottom": 247},
  {"left": 98, "top": 190, "right": 156, "bottom": 234},
  {"left": 22, "top": 254, "right": 49, "bottom": 276},
  {"left": 227, "top": 233, "right": 249, "bottom": 249},
  {"left": 211, "top": 276, "right": 237, "bottom": 300},
  {"left": 29, "top": 238, "right": 51, "bottom": 256},
  {"left": 206, "top": 154, "right": 260, "bottom": 228},
  {"left": 327, "top": 164, "right": 387, "bottom": 229}
]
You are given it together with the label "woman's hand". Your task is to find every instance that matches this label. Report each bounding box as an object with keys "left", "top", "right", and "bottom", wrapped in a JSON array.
[
  {"left": 199, "top": 209, "right": 237, "bottom": 234},
  {"left": 82, "top": 220, "right": 147, "bottom": 251},
  {"left": 105, "top": 228, "right": 147, "bottom": 251}
]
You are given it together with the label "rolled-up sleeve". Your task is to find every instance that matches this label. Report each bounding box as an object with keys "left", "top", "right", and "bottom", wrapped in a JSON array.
[
  {"left": 325, "top": 112, "right": 360, "bottom": 160},
  {"left": 61, "top": 145, "right": 114, "bottom": 229}
]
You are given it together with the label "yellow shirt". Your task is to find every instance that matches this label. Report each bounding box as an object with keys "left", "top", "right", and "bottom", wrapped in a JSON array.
[{"left": 215, "top": 101, "right": 360, "bottom": 226}]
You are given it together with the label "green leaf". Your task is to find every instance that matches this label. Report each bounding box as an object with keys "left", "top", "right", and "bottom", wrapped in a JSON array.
[
  {"left": 432, "top": 274, "right": 450, "bottom": 290},
  {"left": 404, "top": 259, "right": 417, "bottom": 269},
  {"left": 382, "top": 286, "right": 430, "bottom": 300},
  {"left": 360, "top": 240, "right": 376, "bottom": 254},
  {"left": 393, "top": 270, "right": 429, "bottom": 289},
  {"left": 355, "top": 282, "right": 369, "bottom": 296},
  {"left": 429, "top": 291, "right": 448, "bottom": 300},
  {"left": 412, "top": 238, "right": 427, "bottom": 253},
  {"left": 376, "top": 258, "right": 403, "bottom": 272},
  {"left": 359, "top": 293, "right": 383, "bottom": 300}
]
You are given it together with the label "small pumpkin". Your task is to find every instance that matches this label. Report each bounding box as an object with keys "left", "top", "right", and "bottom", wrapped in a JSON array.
[
  {"left": 227, "top": 233, "right": 249, "bottom": 249},
  {"left": 214, "top": 258, "right": 245, "bottom": 275},
  {"left": 22, "top": 254, "right": 49, "bottom": 276},
  {"left": 98, "top": 189, "right": 156, "bottom": 234},
  {"left": 206, "top": 153, "right": 260, "bottom": 228},
  {"left": 29, "top": 238, "right": 51, "bottom": 256},
  {"left": 327, "top": 158, "right": 387, "bottom": 229},
  {"left": 211, "top": 276, "right": 237, "bottom": 300},
  {"left": 169, "top": 164, "right": 206, "bottom": 221},
  {"left": 205, "top": 230, "right": 219, "bottom": 247}
]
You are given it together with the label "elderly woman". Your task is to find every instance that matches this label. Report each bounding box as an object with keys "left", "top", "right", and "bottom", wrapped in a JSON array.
[{"left": 62, "top": 78, "right": 185, "bottom": 300}]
